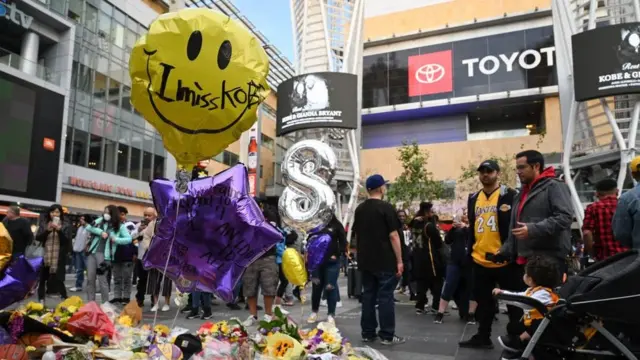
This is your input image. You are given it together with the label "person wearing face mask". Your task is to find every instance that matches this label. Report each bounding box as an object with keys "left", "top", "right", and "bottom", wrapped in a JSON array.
[
  {"left": 35, "top": 204, "right": 72, "bottom": 305},
  {"left": 85, "top": 205, "right": 132, "bottom": 303}
]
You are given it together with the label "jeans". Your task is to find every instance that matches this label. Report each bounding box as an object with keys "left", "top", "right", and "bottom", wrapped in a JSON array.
[
  {"left": 73, "top": 251, "right": 86, "bottom": 289},
  {"left": 361, "top": 270, "right": 399, "bottom": 341},
  {"left": 311, "top": 259, "right": 340, "bottom": 315},
  {"left": 135, "top": 259, "right": 148, "bottom": 306},
  {"left": 232, "top": 280, "right": 243, "bottom": 303},
  {"left": 192, "top": 291, "right": 212, "bottom": 311},
  {"left": 86, "top": 253, "right": 110, "bottom": 303},
  {"left": 322, "top": 286, "right": 341, "bottom": 302},
  {"left": 112, "top": 262, "right": 133, "bottom": 300}
]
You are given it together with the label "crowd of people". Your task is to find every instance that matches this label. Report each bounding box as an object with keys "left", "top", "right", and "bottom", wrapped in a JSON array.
[
  {"left": 0, "top": 149, "right": 638, "bottom": 359},
  {"left": 350, "top": 150, "right": 640, "bottom": 359}
]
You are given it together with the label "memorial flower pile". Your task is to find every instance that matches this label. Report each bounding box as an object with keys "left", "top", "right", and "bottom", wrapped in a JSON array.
[{"left": 197, "top": 318, "right": 248, "bottom": 343}]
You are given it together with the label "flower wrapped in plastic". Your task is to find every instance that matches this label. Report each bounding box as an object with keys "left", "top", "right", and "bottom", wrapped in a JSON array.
[
  {"left": 197, "top": 318, "right": 247, "bottom": 344},
  {"left": 262, "top": 333, "right": 304, "bottom": 360},
  {"left": 346, "top": 346, "right": 390, "bottom": 360},
  {"left": 114, "top": 325, "right": 152, "bottom": 351}
]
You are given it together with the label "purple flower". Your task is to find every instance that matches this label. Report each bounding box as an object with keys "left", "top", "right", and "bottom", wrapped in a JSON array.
[
  {"left": 54, "top": 316, "right": 61, "bottom": 322},
  {"left": 272, "top": 327, "right": 280, "bottom": 333},
  {"left": 47, "top": 322, "right": 56, "bottom": 328},
  {"left": 260, "top": 328, "right": 267, "bottom": 335},
  {"left": 316, "top": 329, "right": 324, "bottom": 336}
]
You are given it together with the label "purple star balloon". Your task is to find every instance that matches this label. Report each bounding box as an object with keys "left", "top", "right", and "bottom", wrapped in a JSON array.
[
  {"left": 143, "top": 164, "right": 282, "bottom": 302},
  {"left": 306, "top": 233, "right": 331, "bottom": 272}
]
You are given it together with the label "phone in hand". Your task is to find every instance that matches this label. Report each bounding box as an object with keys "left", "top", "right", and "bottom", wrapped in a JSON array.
[{"left": 52, "top": 217, "right": 61, "bottom": 226}]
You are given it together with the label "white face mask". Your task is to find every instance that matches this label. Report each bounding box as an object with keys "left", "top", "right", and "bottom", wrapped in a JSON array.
[{"left": 103, "top": 213, "right": 111, "bottom": 221}]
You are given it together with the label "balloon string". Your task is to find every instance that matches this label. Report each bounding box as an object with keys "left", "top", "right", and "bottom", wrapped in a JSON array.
[
  {"left": 170, "top": 305, "right": 181, "bottom": 329},
  {"left": 153, "top": 194, "right": 181, "bottom": 327}
]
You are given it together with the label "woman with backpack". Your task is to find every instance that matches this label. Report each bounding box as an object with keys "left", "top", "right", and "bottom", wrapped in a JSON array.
[{"left": 84, "top": 205, "right": 132, "bottom": 303}]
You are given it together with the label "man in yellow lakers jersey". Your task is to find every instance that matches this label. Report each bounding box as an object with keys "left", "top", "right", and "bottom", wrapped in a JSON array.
[{"left": 459, "top": 160, "right": 523, "bottom": 350}]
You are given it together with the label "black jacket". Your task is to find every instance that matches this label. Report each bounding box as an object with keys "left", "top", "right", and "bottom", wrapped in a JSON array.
[
  {"left": 36, "top": 219, "right": 72, "bottom": 281},
  {"left": 467, "top": 184, "right": 518, "bottom": 258},
  {"left": 3, "top": 217, "right": 33, "bottom": 256},
  {"left": 410, "top": 218, "right": 445, "bottom": 279},
  {"left": 445, "top": 226, "right": 470, "bottom": 267}
]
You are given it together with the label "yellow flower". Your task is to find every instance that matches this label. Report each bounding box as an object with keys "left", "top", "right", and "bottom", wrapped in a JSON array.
[
  {"left": 25, "top": 346, "right": 36, "bottom": 352},
  {"left": 26, "top": 302, "right": 44, "bottom": 312},
  {"left": 210, "top": 323, "right": 219, "bottom": 333},
  {"left": 307, "top": 329, "right": 318, "bottom": 338},
  {"left": 220, "top": 324, "right": 229, "bottom": 334},
  {"left": 154, "top": 324, "right": 170, "bottom": 335},
  {"left": 118, "top": 315, "right": 133, "bottom": 327},
  {"left": 67, "top": 306, "right": 78, "bottom": 313}
]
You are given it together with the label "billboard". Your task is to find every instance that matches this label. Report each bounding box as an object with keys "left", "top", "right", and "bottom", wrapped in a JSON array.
[
  {"left": 573, "top": 23, "right": 640, "bottom": 101},
  {"left": 0, "top": 72, "right": 65, "bottom": 202},
  {"left": 276, "top": 72, "right": 358, "bottom": 136},
  {"left": 362, "top": 26, "right": 557, "bottom": 108}
]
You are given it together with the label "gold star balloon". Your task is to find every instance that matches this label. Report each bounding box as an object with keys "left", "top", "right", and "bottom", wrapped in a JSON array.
[
  {"left": 129, "top": 8, "right": 270, "bottom": 168},
  {"left": 0, "top": 223, "right": 13, "bottom": 273}
]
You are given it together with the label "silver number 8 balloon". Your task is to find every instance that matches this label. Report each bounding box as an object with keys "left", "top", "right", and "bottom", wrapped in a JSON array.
[{"left": 278, "top": 139, "right": 337, "bottom": 233}]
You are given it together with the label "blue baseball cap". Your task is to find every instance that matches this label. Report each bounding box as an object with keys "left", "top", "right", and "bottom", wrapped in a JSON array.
[{"left": 366, "top": 174, "right": 389, "bottom": 191}]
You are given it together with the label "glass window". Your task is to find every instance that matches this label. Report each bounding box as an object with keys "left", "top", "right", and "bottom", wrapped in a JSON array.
[
  {"left": 114, "top": 9, "right": 125, "bottom": 23},
  {"left": 107, "top": 74, "right": 121, "bottom": 104},
  {"left": 111, "top": 45, "right": 122, "bottom": 61},
  {"left": 125, "top": 29, "right": 137, "bottom": 49},
  {"left": 88, "top": 134, "right": 103, "bottom": 169},
  {"left": 93, "top": 72, "right": 108, "bottom": 112},
  {"left": 85, "top": 4, "right": 98, "bottom": 32},
  {"left": 98, "top": 12, "right": 111, "bottom": 39},
  {"left": 68, "top": 0, "right": 83, "bottom": 22},
  {"left": 112, "top": 22, "right": 125, "bottom": 48},
  {"left": 102, "top": 114, "right": 117, "bottom": 141},
  {"left": 50, "top": 0, "right": 66, "bottom": 15},
  {"left": 76, "top": 63, "right": 93, "bottom": 93},
  {"left": 261, "top": 134, "right": 274, "bottom": 150},
  {"left": 223, "top": 151, "right": 239, "bottom": 166},
  {"left": 154, "top": 136, "right": 164, "bottom": 156},
  {"left": 100, "top": 1, "right": 113, "bottom": 15},
  {"left": 73, "top": 109, "right": 90, "bottom": 132},
  {"left": 130, "top": 130, "right": 143, "bottom": 179},
  {"left": 64, "top": 126, "right": 73, "bottom": 163},
  {"left": 97, "top": 55, "right": 108, "bottom": 74},
  {"left": 126, "top": 16, "right": 137, "bottom": 31},
  {"left": 70, "top": 129, "right": 89, "bottom": 166},
  {"left": 117, "top": 143, "right": 130, "bottom": 177},
  {"left": 104, "top": 138, "right": 117, "bottom": 173},
  {"left": 154, "top": 155, "right": 165, "bottom": 179},
  {"left": 142, "top": 132, "right": 154, "bottom": 181}
]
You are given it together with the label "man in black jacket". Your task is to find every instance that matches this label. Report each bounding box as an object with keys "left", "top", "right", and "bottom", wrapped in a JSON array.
[
  {"left": 2, "top": 205, "right": 33, "bottom": 256},
  {"left": 459, "top": 160, "right": 524, "bottom": 350}
]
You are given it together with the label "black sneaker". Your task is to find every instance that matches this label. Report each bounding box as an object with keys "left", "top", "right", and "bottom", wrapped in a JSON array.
[
  {"left": 201, "top": 309, "right": 213, "bottom": 320},
  {"left": 459, "top": 334, "right": 494, "bottom": 349},
  {"left": 362, "top": 336, "right": 377, "bottom": 343},
  {"left": 498, "top": 335, "right": 525, "bottom": 352},
  {"left": 500, "top": 349, "right": 522, "bottom": 360},
  {"left": 380, "top": 335, "right": 406, "bottom": 345},
  {"left": 416, "top": 309, "right": 424, "bottom": 315},
  {"left": 186, "top": 309, "right": 200, "bottom": 319},
  {"left": 226, "top": 303, "right": 242, "bottom": 310},
  {"left": 467, "top": 313, "right": 477, "bottom": 325},
  {"left": 181, "top": 306, "right": 194, "bottom": 314},
  {"left": 434, "top": 312, "right": 444, "bottom": 324}
]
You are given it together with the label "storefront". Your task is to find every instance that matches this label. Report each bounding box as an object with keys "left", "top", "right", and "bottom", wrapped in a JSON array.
[{"left": 60, "top": 164, "right": 153, "bottom": 219}]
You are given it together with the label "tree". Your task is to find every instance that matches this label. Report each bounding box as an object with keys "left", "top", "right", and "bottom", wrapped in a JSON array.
[
  {"left": 457, "top": 154, "right": 519, "bottom": 200},
  {"left": 386, "top": 141, "right": 444, "bottom": 209}
]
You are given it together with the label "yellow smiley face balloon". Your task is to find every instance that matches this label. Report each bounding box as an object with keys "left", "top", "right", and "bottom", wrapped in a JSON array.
[{"left": 129, "top": 8, "right": 270, "bottom": 168}]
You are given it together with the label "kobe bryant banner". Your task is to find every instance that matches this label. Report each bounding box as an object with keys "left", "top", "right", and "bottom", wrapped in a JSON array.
[
  {"left": 573, "top": 23, "right": 640, "bottom": 101},
  {"left": 276, "top": 72, "right": 358, "bottom": 136}
]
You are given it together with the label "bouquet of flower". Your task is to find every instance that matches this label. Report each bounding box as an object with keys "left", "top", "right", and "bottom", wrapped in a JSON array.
[
  {"left": 300, "top": 322, "right": 349, "bottom": 356},
  {"left": 197, "top": 318, "right": 248, "bottom": 344}
]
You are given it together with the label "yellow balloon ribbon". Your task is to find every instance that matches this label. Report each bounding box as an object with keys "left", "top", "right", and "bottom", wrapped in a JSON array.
[
  {"left": 0, "top": 223, "right": 13, "bottom": 273},
  {"left": 129, "top": 8, "right": 271, "bottom": 167},
  {"left": 281, "top": 248, "right": 307, "bottom": 287}
]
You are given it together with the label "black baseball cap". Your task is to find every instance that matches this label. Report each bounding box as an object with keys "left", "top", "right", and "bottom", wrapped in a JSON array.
[
  {"left": 366, "top": 174, "right": 389, "bottom": 191},
  {"left": 477, "top": 160, "right": 500, "bottom": 172},
  {"left": 175, "top": 333, "right": 202, "bottom": 359}
]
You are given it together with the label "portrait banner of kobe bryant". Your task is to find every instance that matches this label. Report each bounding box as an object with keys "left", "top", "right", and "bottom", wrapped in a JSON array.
[
  {"left": 572, "top": 22, "right": 640, "bottom": 101},
  {"left": 276, "top": 72, "right": 358, "bottom": 136}
]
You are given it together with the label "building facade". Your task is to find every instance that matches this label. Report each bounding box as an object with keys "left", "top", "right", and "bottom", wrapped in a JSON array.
[
  {"left": 0, "top": 0, "right": 173, "bottom": 218},
  {"left": 360, "top": 0, "right": 563, "bottom": 201}
]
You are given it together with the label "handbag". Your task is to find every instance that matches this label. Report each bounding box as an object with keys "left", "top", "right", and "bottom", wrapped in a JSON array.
[{"left": 25, "top": 241, "right": 44, "bottom": 259}]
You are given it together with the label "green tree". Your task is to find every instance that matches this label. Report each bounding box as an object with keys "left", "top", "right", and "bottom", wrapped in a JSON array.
[
  {"left": 457, "top": 153, "right": 519, "bottom": 201},
  {"left": 386, "top": 141, "right": 444, "bottom": 208}
]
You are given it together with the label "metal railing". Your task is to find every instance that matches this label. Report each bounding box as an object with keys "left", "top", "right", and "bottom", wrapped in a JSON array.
[{"left": 0, "top": 47, "right": 62, "bottom": 86}]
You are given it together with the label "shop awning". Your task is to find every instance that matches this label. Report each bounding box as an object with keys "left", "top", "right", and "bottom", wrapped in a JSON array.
[{"left": 0, "top": 206, "right": 40, "bottom": 219}]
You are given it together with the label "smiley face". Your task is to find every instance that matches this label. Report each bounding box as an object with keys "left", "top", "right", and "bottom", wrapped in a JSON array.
[{"left": 129, "top": 8, "right": 270, "bottom": 137}]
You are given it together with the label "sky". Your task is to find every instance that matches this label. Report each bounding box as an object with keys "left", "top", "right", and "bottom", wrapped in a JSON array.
[{"left": 230, "top": 0, "right": 295, "bottom": 62}]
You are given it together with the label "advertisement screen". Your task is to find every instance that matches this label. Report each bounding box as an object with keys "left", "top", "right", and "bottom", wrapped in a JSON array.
[
  {"left": 0, "top": 72, "right": 65, "bottom": 202},
  {"left": 363, "top": 26, "right": 557, "bottom": 108},
  {"left": 276, "top": 72, "right": 358, "bottom": 136},
  {"left": 572, "top": 23, "right": 640, "bottom": 101}
]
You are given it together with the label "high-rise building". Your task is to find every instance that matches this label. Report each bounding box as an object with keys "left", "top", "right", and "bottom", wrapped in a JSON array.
[{"left": 0, "top": 0, "right": 172, "bottom": 218}]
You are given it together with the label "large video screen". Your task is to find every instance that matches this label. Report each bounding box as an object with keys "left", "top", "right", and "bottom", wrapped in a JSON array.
[{"left": 0, "top": 73, "right": 64, "bottom": 202}]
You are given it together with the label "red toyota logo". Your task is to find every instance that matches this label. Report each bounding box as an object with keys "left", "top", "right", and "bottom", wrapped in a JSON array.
[{"left": 408, "top": 51, "right": 453, "bottom": 97}]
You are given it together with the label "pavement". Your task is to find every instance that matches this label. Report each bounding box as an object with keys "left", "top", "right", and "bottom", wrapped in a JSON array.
[{"left": 21, "top": 273, "right": 506, "bottom": 360}]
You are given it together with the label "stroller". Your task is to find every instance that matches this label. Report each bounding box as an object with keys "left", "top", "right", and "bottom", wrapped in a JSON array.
[{"left": 496, "top": 250, "right": 640, "bottom": 360}]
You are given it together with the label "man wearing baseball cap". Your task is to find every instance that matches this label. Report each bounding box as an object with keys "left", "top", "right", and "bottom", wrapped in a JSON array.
[
  {"left": 352, "top": 174, "right": 405, "bottom": 345},
  {"left": 459, "top": 159, "right": 520, "bottom": 350},
  {"left": 612, "top": 155, "right": 640, "bottom": 249}
]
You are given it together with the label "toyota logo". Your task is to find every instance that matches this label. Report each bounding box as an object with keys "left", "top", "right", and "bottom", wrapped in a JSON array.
[{"left": 415, "top": 64, "right": 446, "bottom": 84}]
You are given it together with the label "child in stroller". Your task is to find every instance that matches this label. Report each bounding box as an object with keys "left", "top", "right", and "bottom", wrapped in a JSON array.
[{"left": 495, "top": 250, "right": 640, "bottom": 360}]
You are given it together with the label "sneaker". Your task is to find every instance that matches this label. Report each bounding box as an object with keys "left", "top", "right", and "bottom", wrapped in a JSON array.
[
  {"left": 467, "top": 313, "right": 477, "bottom": 325},
  {"left": 498, "top": 335, "right": 525, "bottom": 353},
  {"left": 416, "top": 309, "right": 424, "bottom": 315},
  {"left": 336, "top": 301, "right": 343, "bottom": 308},
  {"left": 201, "top": 310, "right": 213, "bottom": 320},
  {"left": 226, "top": 303, "right": 242, "bottom": 310},
  {"left": 459, "top": 334, "right": 494, "bottom": 349},
  {"left": 362, "top": 336, "right": 377, "bottom": 343},
  {"left": 161, "top": 304, "right": 170, "bottom": 312},
  {"left": 307, "top": 312, "right": 318, "bottom": 324},
  {"left": 180, "top": 306, "right": 193, "bottom": 314},
  {"left": 243, "top": 315, "right": 258, "bottom": 327},
  {"left": 274, "top": 305, "right": 289, "bottom": 315},
  {"left": 326, "top": 315, "right": 335, "bottom": 325},
  {"left": 186, "top": 309, "right": 200, "bottom": 319},
  {"left": 69, "top": 287, "right": 82, "bottom": 292},
  {"left": 150, "top": 304, "right": 159, "bottom": 312},
  {"left": 320, "top": 299, "right": 328, "bottom": 307},
  {"left": 500, "top": 349, "right": 523, "bottom": 360},
  {"left": 434, "top": 312, "right": 444, "bottom": 324},
  {"left": 263, "top": 314, "right": 273, "bottom": 322},
  {"left": 380, "top": 335, "right": 406, "bottom": 345}
]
